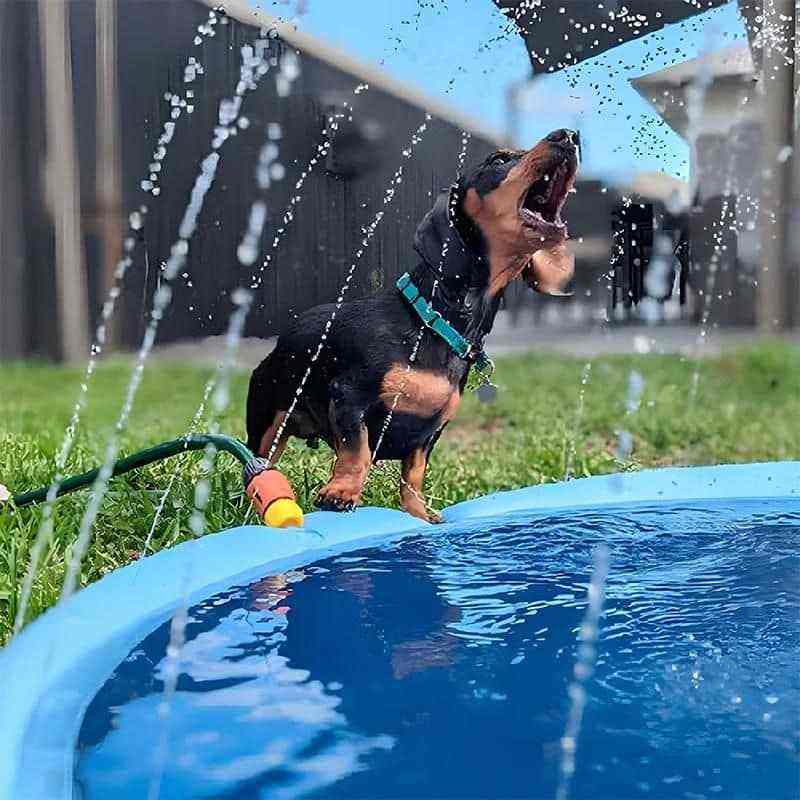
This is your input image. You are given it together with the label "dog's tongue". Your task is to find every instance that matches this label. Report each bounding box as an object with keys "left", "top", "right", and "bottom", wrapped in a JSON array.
[{"left": 524, "top": 241, "right": 575, "bottom": 296}]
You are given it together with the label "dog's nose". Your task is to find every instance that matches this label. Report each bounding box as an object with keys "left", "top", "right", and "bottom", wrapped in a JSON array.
[{"left": 547, "top": 129, "right": 577, "bottom": 146}]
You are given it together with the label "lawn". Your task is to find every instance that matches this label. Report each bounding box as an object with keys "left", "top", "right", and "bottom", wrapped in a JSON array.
[{"left": 1, "top": 340, "right": 798, "bottom": 643}]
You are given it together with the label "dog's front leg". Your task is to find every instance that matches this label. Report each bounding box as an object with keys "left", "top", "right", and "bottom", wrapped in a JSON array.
[
  {"left": 316, "top": 392, "right": 371, "bottom": 512},
  {"left": 400, "top": 447, "right": 441, "bottom": 524}
]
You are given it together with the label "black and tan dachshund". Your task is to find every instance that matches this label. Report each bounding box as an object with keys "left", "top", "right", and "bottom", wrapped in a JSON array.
[{"left": 246, "top": 129, "right": 579, "bottom": 522}]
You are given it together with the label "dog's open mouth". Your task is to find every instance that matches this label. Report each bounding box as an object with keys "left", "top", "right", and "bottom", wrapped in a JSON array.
[{"left": 519, "top": 159, "right": 575, "bottom": 239}]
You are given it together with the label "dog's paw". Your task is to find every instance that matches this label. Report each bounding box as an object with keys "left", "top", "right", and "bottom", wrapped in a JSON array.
[
  {"left": 403, "top": 502, "right": 442, "bottom": 524},
  {"left": 315, "top": 482, "right": 360, "bottom": 512},
  {"left": 315, "top": 496, "right": 355, "bottom": 512}
]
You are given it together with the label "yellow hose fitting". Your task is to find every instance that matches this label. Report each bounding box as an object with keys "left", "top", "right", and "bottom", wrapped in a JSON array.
[{"left": 264, "top": 497, "right": 304, "bottom": 528}]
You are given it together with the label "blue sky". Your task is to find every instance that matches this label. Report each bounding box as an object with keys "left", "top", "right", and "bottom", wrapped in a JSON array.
[{"left": 254, "top": 0, "right": 746, "bottom": 181}]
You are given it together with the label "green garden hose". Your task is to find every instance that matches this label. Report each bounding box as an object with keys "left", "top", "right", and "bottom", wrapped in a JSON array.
[
  {"left": 10, "top": 434, "right": 254, "bottom": 508},
  {"left": 5, "top": 433, "right": 304, "bottom": 528}
]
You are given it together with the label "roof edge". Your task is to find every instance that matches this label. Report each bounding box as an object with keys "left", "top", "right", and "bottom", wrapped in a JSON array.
[
  {"left": 630, "top": 43, "right": 755, "bottom": 89},
  {"left": 201, "top": 0, "right": 506, "bottom": 145}
]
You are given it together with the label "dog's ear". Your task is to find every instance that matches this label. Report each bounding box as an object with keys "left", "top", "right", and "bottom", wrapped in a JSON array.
[
  {"left": 523, "top": 241, "right": 575, "bottom": 296},
  {"left": 414, "top": 183, "right": 476, "bottom": 276}
]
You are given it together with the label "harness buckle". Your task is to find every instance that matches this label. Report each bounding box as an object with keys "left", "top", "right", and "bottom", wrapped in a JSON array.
[{"left": 396, "top": 272, "right": 413, "bottom": 292}]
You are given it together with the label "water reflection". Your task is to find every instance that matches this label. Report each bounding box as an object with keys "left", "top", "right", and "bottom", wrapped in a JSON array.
[{"left": 75, "top": 568, "right": 394, "bottom": 799}]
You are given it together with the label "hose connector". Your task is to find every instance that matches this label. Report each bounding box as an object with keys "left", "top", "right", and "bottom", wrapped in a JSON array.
[{"left": 243, "top": 459, "right": 303, "bottom": 528}]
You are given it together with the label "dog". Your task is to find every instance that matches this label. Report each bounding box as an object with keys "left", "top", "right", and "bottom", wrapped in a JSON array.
[{"left": 246, "top": 128, "right": 579, "bottom": 522}]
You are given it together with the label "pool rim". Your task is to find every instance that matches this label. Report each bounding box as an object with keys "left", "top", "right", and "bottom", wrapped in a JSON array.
[{"left": 2, "top": 460, "right": 799, "bottom": 800}]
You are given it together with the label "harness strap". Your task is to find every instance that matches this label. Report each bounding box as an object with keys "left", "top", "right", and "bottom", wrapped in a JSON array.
[{"left": 396, "top": 272, "right": 492, "bottom": 372}]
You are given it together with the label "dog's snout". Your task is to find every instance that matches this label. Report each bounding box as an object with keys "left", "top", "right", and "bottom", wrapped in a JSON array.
[{"left": 546, "top": 128, "right": 577, "bottom": 146}]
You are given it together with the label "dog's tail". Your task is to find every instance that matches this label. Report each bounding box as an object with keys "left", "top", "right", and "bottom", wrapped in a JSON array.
[{"left": 246, "top": 354, "right": 279, "bottom": 455}]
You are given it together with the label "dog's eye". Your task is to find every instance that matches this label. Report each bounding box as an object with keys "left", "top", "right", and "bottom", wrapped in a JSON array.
[{"left": 490, "top": 153, "right": 510, "bottom": 165}]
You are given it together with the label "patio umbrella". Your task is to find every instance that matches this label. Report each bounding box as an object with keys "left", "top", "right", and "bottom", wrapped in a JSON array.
[{"left": 493, "top": 0, "right": 729, "bottom": 73}]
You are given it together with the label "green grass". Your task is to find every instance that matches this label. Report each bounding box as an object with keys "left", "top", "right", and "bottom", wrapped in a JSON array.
[{"left": 1, "top": 341, "right": 799, "bottom": 644}]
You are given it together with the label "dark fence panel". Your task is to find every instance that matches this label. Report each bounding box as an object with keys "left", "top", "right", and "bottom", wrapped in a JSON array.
[
  {"left": 1, "top": 0, "right": 501, "bottom": 360},
  {"left": 108, "top": 1, "right": 499, "bottom": 347},
  {"left": 2, "top": 0, "right": 713, "bottom": 362}
]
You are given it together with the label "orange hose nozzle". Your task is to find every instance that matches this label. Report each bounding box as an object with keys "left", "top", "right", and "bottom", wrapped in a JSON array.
[{"left": 244, "top": 463, "right": 303, "bottom": 528}]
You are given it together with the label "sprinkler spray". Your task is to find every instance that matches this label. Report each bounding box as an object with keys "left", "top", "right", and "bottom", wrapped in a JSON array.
[{"left": 2, "top": 434, "right": 303, "bottom": 530}]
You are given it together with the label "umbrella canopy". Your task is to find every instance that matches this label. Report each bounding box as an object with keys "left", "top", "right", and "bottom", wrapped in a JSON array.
[{"left": 494, "top": 0, "right": 729, "bottom": 74}]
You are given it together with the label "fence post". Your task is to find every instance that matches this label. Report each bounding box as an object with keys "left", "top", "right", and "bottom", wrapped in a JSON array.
[
  {"left": 754, "top": 0, "right": 795, "bottom": 331},
  {"left": 791, "top": 1, "right": 800, "bottom": 327},
  {"left": 96, "top": 0, "right": 123, "bottom": 349},
  {"left": 39, "top": 0, "right": 90, "bottom": 362}
]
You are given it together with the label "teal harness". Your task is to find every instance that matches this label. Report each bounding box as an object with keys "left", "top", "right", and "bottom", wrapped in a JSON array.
[{"left": 396, "top": 272, "right": 493, "bottom": 374}]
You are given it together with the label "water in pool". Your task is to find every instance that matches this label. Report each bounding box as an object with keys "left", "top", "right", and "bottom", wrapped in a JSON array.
[{"left": 75, "top": 500, "right": 800, "bottom": 799}]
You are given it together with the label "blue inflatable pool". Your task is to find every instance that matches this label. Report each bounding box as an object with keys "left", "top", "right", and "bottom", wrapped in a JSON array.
[{"left": 1, "top": 463, "right": 799, "bottom": 799}]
